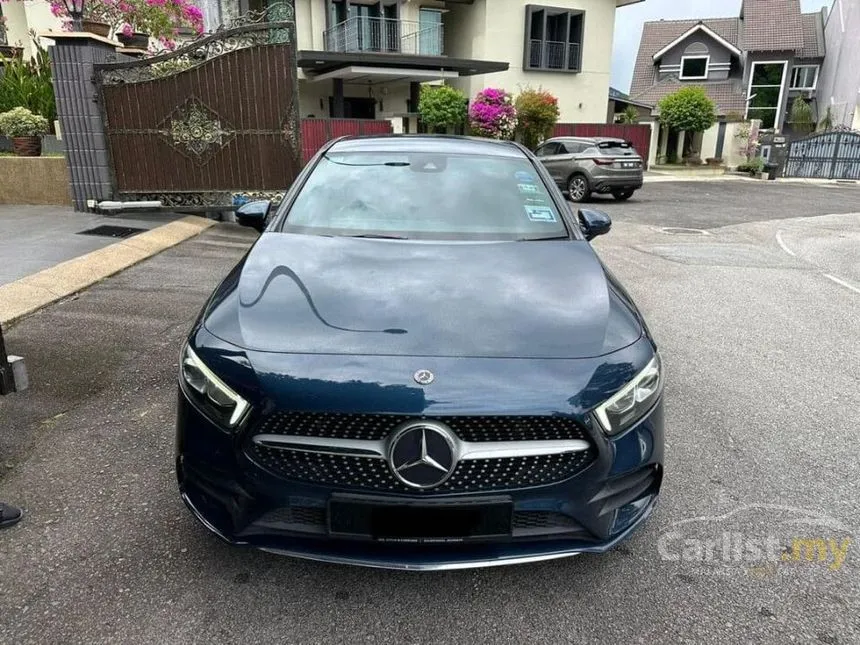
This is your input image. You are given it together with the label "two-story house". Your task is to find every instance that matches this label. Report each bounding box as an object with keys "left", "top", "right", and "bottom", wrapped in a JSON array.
[
  {"left": 629, "top": 0, "right": 827, "bottom": 163},
  {"left": 229, "top": 0, "right": 643, "bottom": 127},
  {"left": 3, "top": 0, "right": 640, "bottom": 128}
]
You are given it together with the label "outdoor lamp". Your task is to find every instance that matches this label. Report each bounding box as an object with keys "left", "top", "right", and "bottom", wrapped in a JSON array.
[{"left": 62, "top": 0, "right": 85, "bottom": 31}]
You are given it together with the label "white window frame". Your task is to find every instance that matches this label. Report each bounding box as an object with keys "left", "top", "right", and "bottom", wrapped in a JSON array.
[
  {"left": 679, "top": 55, "right": 710, "bottom": 80},
  {"left": 745, "top": 60, "right": 788, "bottom": 128},
  {"left": 790, "top": 65, "right": 819, "bottom": 90}
]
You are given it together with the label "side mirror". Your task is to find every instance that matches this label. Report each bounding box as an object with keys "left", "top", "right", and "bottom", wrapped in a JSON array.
[
  {"left": 577, "top": 208, "right": 612, "bottom": 240},
  {"left": 235, "top": 200, "right": 271, "bottom": 233}
]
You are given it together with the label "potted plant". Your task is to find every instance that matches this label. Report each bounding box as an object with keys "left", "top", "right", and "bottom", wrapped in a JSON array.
[
  {"left": 0, "top": 107, "right": 50, "bottom": 156},
  {"left": 50, "top": 0, "right": 204, "bottom": 49}
]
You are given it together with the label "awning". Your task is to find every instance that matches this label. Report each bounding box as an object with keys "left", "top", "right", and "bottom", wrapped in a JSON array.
[{"left": 297, "top": 50, "right": 509, "bottom": 81}]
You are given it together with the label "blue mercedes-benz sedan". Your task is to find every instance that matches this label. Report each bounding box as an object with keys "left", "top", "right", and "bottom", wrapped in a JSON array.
[{"left": 176, "top": 135, "right": 664, "bottom": 570}]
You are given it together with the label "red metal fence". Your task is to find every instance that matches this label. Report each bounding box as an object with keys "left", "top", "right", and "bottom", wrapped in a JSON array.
[
  {"left": 301, "top": 118, "right": 393, "bottom": 163},
  {"left": 553, "top": 123, "right": 652, "bottom": 168}
]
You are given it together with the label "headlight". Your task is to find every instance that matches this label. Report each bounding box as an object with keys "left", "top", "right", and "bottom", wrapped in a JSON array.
[
  {"left": 180, "top": 344, "right": 250, "bottom": 429},
  {"left": 594, "top": 354, "right": 662, "bottom": 436}
]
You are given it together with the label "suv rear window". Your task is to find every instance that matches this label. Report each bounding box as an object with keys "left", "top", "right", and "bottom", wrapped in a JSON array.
[
  {"left": 282, "top": 151, "right": 569, "bottom": 241},
  {"left": 598, "top": 141, "right": 632, "bottom": 150}
]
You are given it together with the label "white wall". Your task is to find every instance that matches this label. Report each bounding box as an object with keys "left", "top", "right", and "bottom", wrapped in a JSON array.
[
  {"left": 3, "top": 0, "right": 63, "bottom": 58},
  {"left": 700, "top": 123, "right": 720, "bottom": 160},
  {"left": 817, "top": 0, "right": 860, "bottom": 128},
  {"left": 446, "top": 0, "right": 616, "bottom": 123}
]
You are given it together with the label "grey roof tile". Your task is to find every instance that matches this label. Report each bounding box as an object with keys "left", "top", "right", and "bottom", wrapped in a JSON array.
[
  {"left": 631, "top": 78, "right": 748, "bottom": 116},
  {"left": 740, "top": 0, "right": 804, "bottom": 51},
  {"left": 798, "top": 12, "right": 826, "bottom": 59}
]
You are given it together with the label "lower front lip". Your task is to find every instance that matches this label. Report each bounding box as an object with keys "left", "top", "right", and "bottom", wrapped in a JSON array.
[{"left": 179, "top": 488, "right": 659, "bottom": 571}]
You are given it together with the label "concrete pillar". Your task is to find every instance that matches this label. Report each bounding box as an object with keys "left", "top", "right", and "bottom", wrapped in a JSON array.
[
  {"left": 331, "top": 79, "right": 345, "bottom": 117},
  {"left": 49, "top": 33, "right": 119, "bottom": 211},
  {"left": 658, "top": 125, "right": 669, "bottom": 164},
  {"left": 409, "top": 81, "right": 421, "bottom": 115},
  {"left": 676, "top": 130, "right": 686, "bottom": 161}
]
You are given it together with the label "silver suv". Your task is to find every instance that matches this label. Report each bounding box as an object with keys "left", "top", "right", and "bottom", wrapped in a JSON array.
[{"left": 535, "top": 137, "right": 644, "bottom": 202}]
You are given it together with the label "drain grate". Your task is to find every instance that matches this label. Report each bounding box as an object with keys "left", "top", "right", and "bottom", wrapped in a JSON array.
[{"left": 77, "top": 225, "right": 147, "bottom": 239}]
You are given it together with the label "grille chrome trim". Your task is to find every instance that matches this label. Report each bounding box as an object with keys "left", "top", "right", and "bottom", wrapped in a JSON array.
[{"left": 252, "top": 434, "right": 591, "bottom": 461}]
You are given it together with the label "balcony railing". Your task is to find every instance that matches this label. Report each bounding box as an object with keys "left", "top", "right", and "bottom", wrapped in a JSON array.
[
  {"left": 528, "top": 39, "right": 581, "bottom": 71},
  {"left": 323, "top": 17, "right": 444, "bottom": 56}
]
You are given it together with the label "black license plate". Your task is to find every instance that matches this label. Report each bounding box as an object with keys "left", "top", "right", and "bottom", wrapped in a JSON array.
[{"left": 329, "top": 495, "right": 513, "bottom": 543}]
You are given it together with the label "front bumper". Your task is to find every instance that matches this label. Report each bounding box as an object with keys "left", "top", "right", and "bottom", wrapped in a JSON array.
[{"left": 176, "top": 390, "right": 664, "bottom": 570}]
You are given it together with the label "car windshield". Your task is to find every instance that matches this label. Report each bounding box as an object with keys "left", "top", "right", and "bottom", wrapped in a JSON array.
[{"left": 280, "top": 151, "right": 569, "bottom": 241}]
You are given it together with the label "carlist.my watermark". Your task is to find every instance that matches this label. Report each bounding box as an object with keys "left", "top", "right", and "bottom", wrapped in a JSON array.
[{"left": 656, "top": 504, "right": 853, "bottom": 573}]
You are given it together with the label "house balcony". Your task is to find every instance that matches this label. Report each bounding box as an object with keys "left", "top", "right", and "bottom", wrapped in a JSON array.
[
  {"left": 323, "top": 17, "right": 444, "bottom": 57},
  {"left": 528, "top": 40, "right": 581, "bottom": 72}
]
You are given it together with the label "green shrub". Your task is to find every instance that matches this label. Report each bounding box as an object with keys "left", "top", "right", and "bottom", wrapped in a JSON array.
[
  {"left": 736, "top": 157, "right": 765, "bottom": 174},
  {"left": 618, "top": 106, "right": 640, "bottom": 124},
  {"left": 0, "top": 39, "right": 56, "bottom": 124},
  {"left": 0, "top": 107, "right": 50, "bottom": 136},
  {"left": 514, "top": 87, "right": 560, "bottom": 149},
  {"left": 789, "top": 96, "right": 814, "bottom": 134},
  {"left": 657, "top": 87, "right": 717, "bottom": 132},
  {"left": 418, "top": 85, "right": 467, "bottom": 131}
]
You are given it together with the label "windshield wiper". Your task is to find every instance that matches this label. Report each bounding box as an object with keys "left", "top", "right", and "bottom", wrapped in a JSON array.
[
  {"left": 348, "top": 233, "right": 408, "bottom": 240},
  {"left": 515, "top": 235, "right": 569, "bottom": 241},
  {"left": 324, "top": 155, "right": 410, "bottom": 168}
]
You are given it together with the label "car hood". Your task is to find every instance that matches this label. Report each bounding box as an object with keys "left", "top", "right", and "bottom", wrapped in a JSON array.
[{"left": 202, "top": 233, "right": 642, "bottom": 359}]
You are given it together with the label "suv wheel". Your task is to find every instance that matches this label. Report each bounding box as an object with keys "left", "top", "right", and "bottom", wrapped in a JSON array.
[
  {"left": 568, "top": 175, "right": 591, "bottom": 202},
  {"left": 612, "top": 189, "right": 635, "bottom": 201}
]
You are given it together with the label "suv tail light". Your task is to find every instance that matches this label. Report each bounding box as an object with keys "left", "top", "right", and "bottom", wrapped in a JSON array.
[{"left": 592, "top": 158, "right": 614, "bottom": 166}]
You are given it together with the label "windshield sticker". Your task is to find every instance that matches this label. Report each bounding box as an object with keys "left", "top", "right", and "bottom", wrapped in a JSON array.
[
  {"left": 524, "top": 205, "right": 557, "bottom": 223},
  {"left": 517, "top": 183, "right": 540, "bottom": 195},
  {"left": 523, "top": 196, "right": 549, "bottom": 206},
  {"left": 515, "top": 171, "right": 536, "bottom": 183}
]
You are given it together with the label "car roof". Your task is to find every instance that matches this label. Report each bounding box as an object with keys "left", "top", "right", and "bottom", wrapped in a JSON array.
[
  {"left": 549, "top": 136, "right": 627, "bottom": 144},
  {"left": 328, "top": 134, "right": 527, "bottom": 159}
]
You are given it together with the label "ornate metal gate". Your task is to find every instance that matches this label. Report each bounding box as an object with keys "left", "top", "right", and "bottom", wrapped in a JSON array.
[
  {"left": 783, "top": 130, "right": 860, "bottom": 180},
  {"left": 94, "top": 6, "right": 300, "bottom": 208}
]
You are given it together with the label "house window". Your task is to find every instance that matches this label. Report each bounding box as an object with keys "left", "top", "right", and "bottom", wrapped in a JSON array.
[
  {"left": 524, "top": 5, "right": 584, "bottom": 72},
  {"left": 747, "top": 61, "right": 787, "bottom": 129},
  {"left": 790, "top": 65, "right": 819, "bottom": 90},
  {"left": 680, "top": 56, "right": 709, "bottom": 80},
  {"left": 418, "top": 8, "right": 443, "bottom": 56}
]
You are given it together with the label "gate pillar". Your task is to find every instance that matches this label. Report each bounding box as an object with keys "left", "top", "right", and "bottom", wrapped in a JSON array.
[{"left": 48, "top": 33, "right": 119, "bottom": 211}]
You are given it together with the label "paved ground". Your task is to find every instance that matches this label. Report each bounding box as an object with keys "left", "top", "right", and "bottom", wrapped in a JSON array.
[
  {"left": 0, "top": 182, "right": 858, "bottom": 644},
  {"left": 583, "top": 180, "right": 860, "bottom": 230},
  {"left": 0, "top": 206, "right": 182, "bottom": 286}
]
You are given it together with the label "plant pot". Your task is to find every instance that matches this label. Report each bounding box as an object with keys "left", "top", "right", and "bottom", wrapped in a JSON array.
[
  {"left": 82, "top": 19, "right": 111, "bottom": 38},
  {"left": 117, "top": 32, "right": 150, "bottom": 49},
  {"left": 11, "top": 136, "right": 42, "bottom": 157}
]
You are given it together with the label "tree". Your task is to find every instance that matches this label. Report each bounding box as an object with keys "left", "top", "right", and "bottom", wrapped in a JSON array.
[
  {"left": 618, "top": 106, "right": 640, "bottom": 124},
  {"left": 514, "top": 87, "right": 559, "bottom": 150},
  {"left": 418, "top": 85, "right": 467, "bottom": 132},
  {"left": 657, "top": 87, "right": 717, "bottom": 133},
  {"left": 789, "top": 96, "right": 814, "bottom": 134}
]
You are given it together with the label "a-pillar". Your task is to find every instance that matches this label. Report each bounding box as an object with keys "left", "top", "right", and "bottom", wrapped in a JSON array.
[{"left": 48, "top": 33, "right": 120, "bottom": 211}]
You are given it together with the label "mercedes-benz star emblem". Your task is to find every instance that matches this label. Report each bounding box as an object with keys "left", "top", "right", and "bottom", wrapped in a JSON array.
[
  {"left": 388, "top": 422, "right": 457, "bottom": 489},
  {"left": 413, "top": 369, "right": 435, "bottom": 385}
]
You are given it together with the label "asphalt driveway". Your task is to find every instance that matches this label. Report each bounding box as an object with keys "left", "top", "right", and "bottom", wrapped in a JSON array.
[{"left": 0, "top": 181, "right": 858, "bottom": 644}]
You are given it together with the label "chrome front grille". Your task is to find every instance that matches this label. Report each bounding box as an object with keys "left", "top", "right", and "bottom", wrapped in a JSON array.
[
  {"left": 246, "top": 413, "right": 596, "bottom": 494},
  {"left": 255, "top": 412, "right": 590, "bottom": 443}
]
